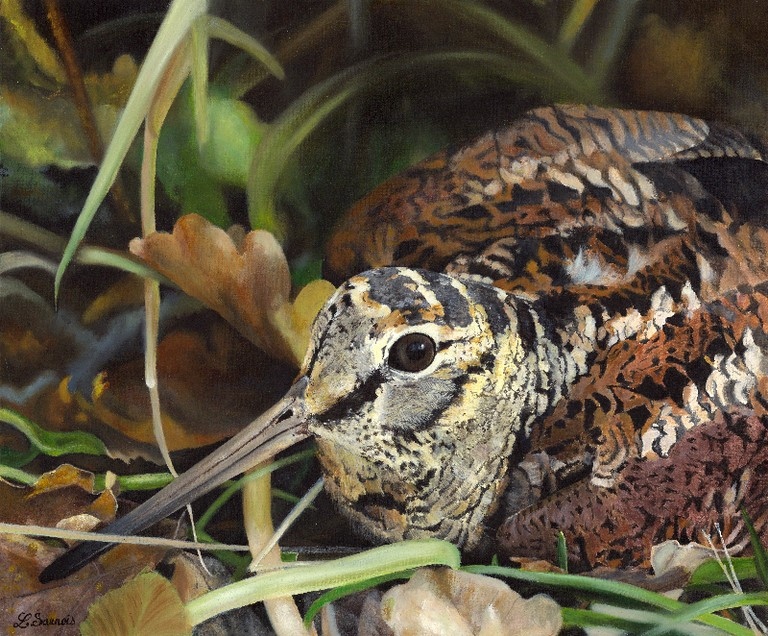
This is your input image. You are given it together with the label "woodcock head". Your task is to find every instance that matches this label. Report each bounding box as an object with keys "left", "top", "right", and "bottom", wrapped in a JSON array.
[
  {"left": 303, "top": 267, "right": 541, "bottom": 552},
  {"left": 41, "top": 265, "right": 544, "bottom": 581}
]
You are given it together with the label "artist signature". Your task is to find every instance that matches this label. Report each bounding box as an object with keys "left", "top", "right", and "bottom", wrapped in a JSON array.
[{"left": 13, "top": 612, "right": 76, "bottom": 628}]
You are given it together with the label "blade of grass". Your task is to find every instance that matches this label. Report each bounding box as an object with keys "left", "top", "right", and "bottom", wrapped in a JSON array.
[
  {"left": 437, "top": 0, "right": 601, "bottom": 98},
  {"left": 0, "top": 251, "right": 57, "bottom": 275},
  {"left": 465, "top": 564, "right": 681, "bottom": 609},
  {"left": 741, "top": 508, "right": 768, "bottom": 588},
  {"left": 587, "top": 0, "right": 642, "bottom": 83},
  {"left": 557, "top": 531, "right": 568, "bottom": 573},
  {"left": 0, "top": 465, "right": 38, "bottom": 485},
  {"left": 185, "top": 539, "right": 461, "bottom": 626},
  {"left": 55, "top": 0, "right": 208, "bottom": 299},
  {"left": 561, "top": 606, "right": 655, "bottom": 632},
  {"left": 303, "top": 570, "right": 414, "bottom": 628},
  {"left": 558, "top": 0, "right": 600, "bottom": 51},
  {"left": 206, "top": 15, "right": 284, "bottom": 81},
  {"left": 689, "top": 557, "right": 757, "bottom": 587},
  {"left": 93, "top": 471, "right": 174, "bottom": 492},
  {"left": 190, "top": 15, "right": 210, "bottom": 148},
  {"left": 0, "top": 407, "right": 107, "bottom": 457},
  {"left": 0, "top": 210, "right": 165, "bottom": 281},
  {"left": 642, "top": 592, "right": 768, "bottom": 636},
  {"left": 248, "top": 478, "right": 324, "bottom": 570},
  {"left": 195, "top": 449, "right": 316, "bottom": 534}
]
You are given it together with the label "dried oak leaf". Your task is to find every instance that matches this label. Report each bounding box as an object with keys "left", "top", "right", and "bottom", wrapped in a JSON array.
[
  {"left": 379, "top": 567, "right": 562, "bottom": 636},
  {"left": 130, "top": 214, "right": 335, "bottom": 366}
]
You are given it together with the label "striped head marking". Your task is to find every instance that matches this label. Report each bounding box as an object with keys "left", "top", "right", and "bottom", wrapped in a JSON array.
[{"left": 299, "top": 267, "right": 542, "bottom": 551}]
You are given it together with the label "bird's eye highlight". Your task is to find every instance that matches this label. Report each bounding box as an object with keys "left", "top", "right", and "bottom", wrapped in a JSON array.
[{"left": 388, "top": 333, "right": 436, "bottom": 372}]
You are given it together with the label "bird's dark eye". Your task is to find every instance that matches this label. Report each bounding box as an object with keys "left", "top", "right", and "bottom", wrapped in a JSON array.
[{"left": 388, "top": 333, "right": 436, "bottom": 372}]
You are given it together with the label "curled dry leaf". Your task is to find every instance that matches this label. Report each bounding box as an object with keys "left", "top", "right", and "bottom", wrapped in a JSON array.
[
  {"left": 0, "top": 464, "right": 116, "bottom": 528},
  {"left": 379, "top": 567, "right": 562, "bottom": 636},
  {"left": 130, "top": 214, "right": 335, "bottom": 366},
  {"left": 0, "top": 466, "right": 168, "bottom": 635},
  {"left": 651, "top": 539, "right": 722, "bottom": 578}
]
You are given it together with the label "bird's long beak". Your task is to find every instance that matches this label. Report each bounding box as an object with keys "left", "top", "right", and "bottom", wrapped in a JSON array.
[{"left": 39, "top": 376, "right": 310, "bottom": 583}]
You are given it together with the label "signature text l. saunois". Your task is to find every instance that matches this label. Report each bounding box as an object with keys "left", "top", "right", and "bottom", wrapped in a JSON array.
[{"left": 14, "top": 612, "right": 76, "bottom": 628}]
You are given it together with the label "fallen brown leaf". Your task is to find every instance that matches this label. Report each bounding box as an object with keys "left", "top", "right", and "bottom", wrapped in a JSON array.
[
  {"left": 0, "top": 466, "right": 170, "bottom": 635},
  {"left": 0, "top": 464, "right": 116, "bottom": 528},
  {"left": 130, "top": 214, "right": 335, "bottom": 365}
]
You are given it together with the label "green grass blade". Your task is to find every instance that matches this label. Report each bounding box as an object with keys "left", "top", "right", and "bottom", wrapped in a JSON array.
[
  {"left": 0, "top": 465, "right": 38, "bottom": 486},
  {"left": 0, "top": 407, "right": 108, "bottom": 458},
  {"left": 303, "top": 570, "right": 414, "bottom": 628},
  {"left": 194, "top": 449, "right": 316, "bottom": 533},
  {"left": 464, "top": 564, "right": 680, "bottom": 611},
  {"left": 93, "top": 471, "right": 174, "bottom": 492},
  {"left": 557, "top": 531, "right": 568, "bottom": 573},
  {"left": 54, "top": 0, "right": 208, "bottom": 299},
  {"left": 561, "top": 606, "right": 654, "bottom": 632},
  {"left": 206, "top": 16, "right": 284, "bottom": 80},
  {"left": 689, "top": 557, "right": 757, "bottom": 586},
  {"left": 588, "top": 0, "right": 642, "bottom": 82},
  {"left": 465, "top": 565, "right": 753, "bottom": 634},
  {"left": 439, "top": 0, "right": 600, "bottom": 98},
  {"left": 558, "top": 0, "right": 600, "bottom": 50},
  {"left": 642, "top": 592, "right": 768, "bottom": 636},
  {"left": 191, "top": 16, "right": 210, "bottom": 148},
  {"left": 185, "top": 539, "right": 461, "bottom": 626},
  {"left": 741, "top": 508, "right": 768, "bottom": 588},
  {"left": 75, "top": 246, "right": 167, "bottom": 281}
]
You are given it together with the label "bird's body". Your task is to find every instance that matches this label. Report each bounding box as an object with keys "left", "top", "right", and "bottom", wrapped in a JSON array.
[
  {"left": 41, "top": 105, "right": 768, "bottom": 582},
  {"left": 317, "top": 105, "right": 768, "bottom": 568}
]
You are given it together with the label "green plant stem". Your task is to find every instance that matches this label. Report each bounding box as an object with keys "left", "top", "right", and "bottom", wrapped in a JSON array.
[
  {"left": 185, "top": 539, "right": 461, "bottom": 626},
  {"left": 93, "top": 472, "right": 175, "bottom": 492},
  {"left": 0, "top": 465, "right": 38, "bottom": 485},
  {"left": 438, "top": 0, "right": 599, "bottom": 96},
  {"left": 0, "top": 407, "right": 107, "bottom": 457},
  {"left": 561, "top": 607, "right": 653, "bottom": 632},
  {"left": 303, "top": 570, "right": 413, "bottom": 627},
  {"left": 643, "top": 593, "right": 768, "bottom": 636}
]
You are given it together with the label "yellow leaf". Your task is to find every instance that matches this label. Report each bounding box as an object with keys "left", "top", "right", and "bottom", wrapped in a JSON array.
[{"left": 0, "top": 0, "right": 66, "bottom": 85}]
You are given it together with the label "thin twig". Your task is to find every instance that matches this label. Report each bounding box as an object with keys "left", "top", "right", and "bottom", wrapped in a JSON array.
[
  {"left": 0, "top": 522, "right": 250, "bottom": 551},
  {"left": 43, "top": 0, "right": 134, "bottom": 222}
]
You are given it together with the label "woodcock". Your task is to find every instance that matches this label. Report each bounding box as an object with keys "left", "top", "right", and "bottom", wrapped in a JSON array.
[{"left": 41, "top": 104, "right": 768, "bottom": 583}]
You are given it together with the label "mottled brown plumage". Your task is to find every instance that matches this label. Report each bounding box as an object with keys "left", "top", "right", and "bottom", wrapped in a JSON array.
[
  {"left": 320, "top": 105, "right": 768, "bottom": 567},
  {"left": 42, "top": 105, "right": 768, "bottom": 583}
]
